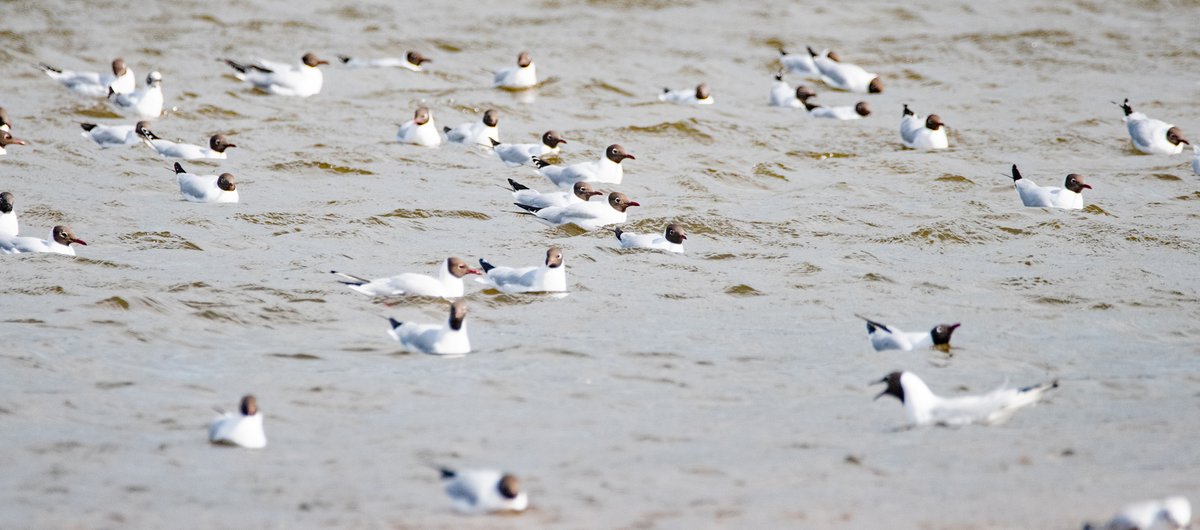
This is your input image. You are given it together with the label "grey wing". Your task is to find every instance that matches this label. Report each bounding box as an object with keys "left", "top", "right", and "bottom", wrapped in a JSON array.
[
  {"left": 899, "top": 117, "right": 922, "bottom": 144},
  {"left": 445, "top": 479, "right": 478, "bottom": 507}
]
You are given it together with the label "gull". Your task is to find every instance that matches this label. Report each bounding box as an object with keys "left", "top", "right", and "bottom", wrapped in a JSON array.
[
  {"left": 331, "top": 257, "right": 480, "bottom": 298},
  {"left": 387, "top": 300, "right": 470, "bottom": 356},
  {"left": 223, "top": 53, "right": 327, "bottom": 97},
  {"left": 900, "top": 104, "right": 948, "bottom": 150},
  {"left": 769, "top": 71, "right": 816, "bottom": 108},
  {"left": 614, "top": 223, "right": 687, "bottom": 253},
  {"left": 1117, "top": 98, "right": 1190, "bottom": 155},
  {"left": 437, "top": 466, "right": 529, "bottom": 514},
  {"left": 171, "top": 163, "right": 238, "bottom": 203},
  {"left": 476, "top": 246, "right": 567, "bottom": 293},
  {"left": 857, "top": 315, "right": 959, "bottom": 352},
  {"left": 0, "top": 191, "right": 17, "bottom": 236},
  {"left": 80, "top": 121, "right": 151, "bottom": 148},
  {"left": 533, "top": 144, "right": 635, "bottom": 187},
  {"left": 108, "top": 71, "right": 163, "bottom": 119},
  {"left": 1084, "top": 496, "right": 1191, "bottom": 530},
  {"left": 508, "top": 179, "right": 602, "bottom": 209},
  {"left": 38, "top": 58, "right": 135, "bottom": 97},
  {"left": 659, "top": 83, "right": 713, "bottom": 105},
  {"left": 397, "top": 106, "right": 442, "bottom": 147},
  {"left": 0, "top": 131, "right": 27, "bottom": 156},
  {"left": 337, "top": 50, "right": 430, "bottom": 71},
  {"left": 491, "top": 130, "right": 567, "bottom": 166},
  {"left": 874, "top": 371, "right": 1057, "bottom": 426},
  {"left": 208, "top": 395, "right": 266, "bottom": 449},
  {"left": 445, "top": 109, "right": 499, "bottom": 146},
  {"left": 494, "top": 51, "right": 537, "bottom": 89},
  {"left": 1009, "top": 164, "right": 1091, "bottom": 210},
  {"left": 0, "top": 225, "right": 87, "bottom": 256},
  {"left": 141, "top": 128, "right": 236, "bottom": 160}
]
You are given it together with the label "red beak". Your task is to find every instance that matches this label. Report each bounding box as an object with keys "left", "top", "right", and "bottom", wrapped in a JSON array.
[
  {"left": 1082, "top": 184, "right": 1093, "bottom": 190},
  {"left": 627, "top": 201, "right": 640, "bottom": 207},
  {"left": 10, "top": 138, "right": 26, "bottom": 145},
  {"left": 623, "top": 154, "right": 636, "bottom": 160},
  {"left": 72, "top": 239, "right": 88, "bottom": 246},
  {"left": 680, "top": 235, "right": 687, "bottom": 240},
  {"left": 466, "top": 268, "right": 481, "bottom": 275}
]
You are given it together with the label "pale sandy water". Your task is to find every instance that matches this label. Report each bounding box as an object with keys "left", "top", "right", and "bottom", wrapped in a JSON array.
[{"left": 2, "top": 0, "right": 1199, "bottom": 528}]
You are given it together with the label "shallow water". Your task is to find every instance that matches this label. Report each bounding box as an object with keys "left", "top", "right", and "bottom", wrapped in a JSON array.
[{"left": 2, "top": 0, "right": 1199, "bottom": 528}]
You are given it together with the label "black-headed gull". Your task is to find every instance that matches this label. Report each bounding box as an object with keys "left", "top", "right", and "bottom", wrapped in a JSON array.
[
  {"left": 438, "top": 467, "right": 529, "bottom": 514},
  {"left": 0, "top": 225, "right": 87, "bottom": 256},
  {"left": 477, "top": 246, "right": 567, "bottom": 294},
  {"left": 0, "top": 107, "right": 10, "bottom": 131},
  {"left": 1083, "top": 496, "right": 1191, "bottom": 530},
  {"left": 1010, "top": 165, "right": 1091, "bottom": 210},
  {"left": 806, "top": 101, "right": 870, "bottom": 120},
  {"left": 532, "top": 144, "right": 635, "bottom": 188},
  {"left": 388, "top": 300, "right": 471, "bottom": 356},
  {"left": 874, "top": 371, "right": 1057, "bottom": 427},
  {"left": 811, "top": 48, "right": 882, "bottom": 94},
  {"left": 509, "top": 179, "right": 602, "bottom": 209},
  {"left": 515, "top": 191, "right": 639, "bottom": 231},
  {"left": 208, "top": 395, "right": 266, "bottom": 449},
  {"left": 337, "top": 50, "right": 430, "bottom": 71},
  {"left": 332, "top": 257, "right": 480, "bottom": 298},
  {"left": 38, "top": 58, "right": 135, "bottom": 97},
  {"left": 659, "top": 83, "right": 713, "bottom": 105},
  {"left": 494, "top": 51, "right": 537, "bottom": 89},
  {"left": 0, "top": 131, "right": 27, "bottom": 156},
  {"left": 858, "top": 315, "right": 959, "bottom": 352},
  {"left": 614, "top": 223, "right": 687, "bottom": 253},
  {"left": 769, "top": 72, "right": 816, "bottom": 108},
  {"left": 141, "top": 128, "right": 236, "bottom": 160},
  {"left": 1117, "top": 99, "right": 1190, "bottom": 155},
  {"left": 0, "top": 192, "right": 17, "bottom": 237},
  {"left": 224, "top": 53, "right": 327, "bottom": 97},
  {"left": 171, "top": 163, "right": 238, "bottom": 203},
  {"left": 108, "top": 71, "right": 163, "bottom": 119},
  {"left": 900, "top": 104, "right": 948, "bottom": 150},
  {"left": 397, "top": 106, "right": 442, "bottom": 147},
  {"left": 445, "top": 109, "right": 499, "bottom": 146},
  {"left": 779, "top": 48, "right": 821, "bottom": 77},
  {"left": 80, "top": 121, "right": 149, "bottom": 148},
  {"left": 491, "top": 130, "right": 567, "bottom": 167}
]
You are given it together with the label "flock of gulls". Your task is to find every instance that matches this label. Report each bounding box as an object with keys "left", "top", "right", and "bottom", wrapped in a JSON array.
[{"left": 3, "top": 40, "right": 1194, "bottom": 526}]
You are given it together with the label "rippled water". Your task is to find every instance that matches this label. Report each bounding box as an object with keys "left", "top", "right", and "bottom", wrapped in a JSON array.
[{"left": 2, "top": 0, "right": 1199, "bottom": 528}]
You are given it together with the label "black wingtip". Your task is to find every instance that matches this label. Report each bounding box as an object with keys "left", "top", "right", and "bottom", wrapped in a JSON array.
[
  {"left": 662, "top": 87, "right": 670, "bottom": 94},
  {"left": 38, "top": 63, "right": 61, "bottom": 74},
  {"left": 337, "top": 55, "right": 352, "bottom": 64},
  {"left": 479, "top": 258, "right": 495, "bottom": 273},
  {"left": 507, "top": 178, "right": 529, "bottom": 191},
  {"left": 388, "top": 317, "right": 403, "bottom": 330},
  {"left": 489, "top": 137, "right": 501, "bottom": 147},
  {"left": 173, "top": 162, "right": 186, "bottom": 174},
  {"left": 806, "top": 46, "right": 818, "bottom": 57},
  {"left": 438, "top": 467, "right": 456, "bottom": 479},
  {"left": 613, "top": 226, "right": 624, "bottom": 241},
  {"left": 1118, "top": 98, "right": 1132, "bottom": 116},
  {"left": 803, "top": 101, "right": 820, "bottom": 111},
  {"left": 778, "top": 48, "right": 788, "bottom": 56},
  {"left": 1011, "top": 164, "right": 1022, "bottom": 182},
  {"left": 530, "top": 156, "right": 550, "bottom": 169},
  {"left": 80, "top": 123, "right": 96, "bottom": 132},
  {"left": 856, "top": 314, "right": 889, "bottom": 334},
  {"left": 902, "top": 103, "right": 913, "bottom": 117},
  {"left": 442, "top": 126, "right": 450, "bottom": 134},
  {"left": 513, "top": 202, "right": 542, "bottom": 213},
  {"left": 224, "top": 59, "right": 247, "bottom": 73}
]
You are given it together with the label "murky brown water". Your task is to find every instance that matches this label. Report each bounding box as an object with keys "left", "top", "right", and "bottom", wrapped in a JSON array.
[{"left": 2, "top": 0, "right": 1199, "bottom": 528}]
